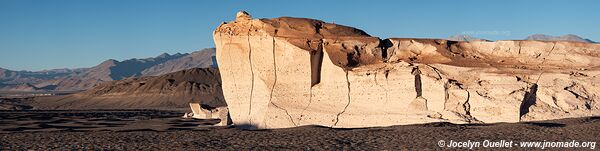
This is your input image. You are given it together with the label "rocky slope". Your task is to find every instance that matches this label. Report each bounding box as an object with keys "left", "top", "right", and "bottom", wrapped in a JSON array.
[
  {"left": 1, "top": 49, "right": 216, "bottom": 91},
  {"left": 35, "top": 68, "right": 225, "bottom": 109},
  {"left": 525, "top": 34, "right": 596, "bottom": 43},
  {"left": 214, "top": 11, "right": 600, "bottom": 129},
  {"left": 0, "top": 83, "right": 40, "bottom": 92}
]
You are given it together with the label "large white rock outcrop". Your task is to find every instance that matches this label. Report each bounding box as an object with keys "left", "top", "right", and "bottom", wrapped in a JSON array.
[{"left": 214, "top": 11, "right": 600, "bottom": 129}]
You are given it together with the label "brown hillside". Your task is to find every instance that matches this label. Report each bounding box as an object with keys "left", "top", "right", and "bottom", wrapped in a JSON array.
[{"left": 35, "top": 68, "right": 224, "bottom": 109}]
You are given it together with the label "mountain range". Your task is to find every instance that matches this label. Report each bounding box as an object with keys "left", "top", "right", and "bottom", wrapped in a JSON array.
[
  {"left": 447, "top": 34, "right": 489, "bottom": 42},
  {"left": 0, "top": 48, "right": 216, "bottom": 91},
  {"left": 525, "top": 34, "right": 596, "bottom": 43},
  {"left": 447, "top": 34, "right": 596, "bottom": 43}
]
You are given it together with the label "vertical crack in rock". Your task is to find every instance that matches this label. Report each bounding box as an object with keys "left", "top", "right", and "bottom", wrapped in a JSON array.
[
  {"left": 374, "top": 72, "right": 389, "bottom": 104},
  {"left": 310, "top": 42, "right": 324, "bottom": 86},
  {"left": 333, "top": 71, "right": 352, "bottom": 127},
  {"left": 519, "top": 83, "right": 538, "bottom": 120},
  {"left": 303, "top": 85, "right": 313, "bottom": 116},
  {"left": 383, "top": 70, "right": 391, "bottom": 115},
  {"left": 463, "top": 90, "right": 471, "bottom": 116},
  {"left": 462, "top": 90, "right": 481, "bottom": 122},
  {"left": 412, "top": 67, "right": 423, "bottom": 97},
  {"left": 449, "top": 79, "right": 472, "bottom": 119},
  {"left": 517, "top": 41, "right": 522, "bottom": 54},
  {"left": 374, "top": 72, "right": 390, "bottom": 115},
  {"left": 535, "top": 42, "right": 556, "bottom": 83},
  {"left": 304, "top": 40, "right": 324, "bottom": 115},
  {"left": 384, "top": 70, "right": 390, "bottom": 79},
  {"left": 444, "top": 81, "right": 450, "bottom": 110},
  {"left": 223, "top": 32, "right": 239, "bottom": 105},
  {"left": 268, "top": 36, "right": 297, "bottom": 126},
  {"left": 247, "top": 28, "right": 255, "bottom": 121},
  {"left": 385, "top": 70, "right": 390, "bottom": 101}
]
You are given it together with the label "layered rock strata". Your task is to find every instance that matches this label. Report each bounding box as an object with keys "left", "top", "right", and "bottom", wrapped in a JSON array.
[{"left": 214, "top": 11, "right": 600, "bottom": 129}]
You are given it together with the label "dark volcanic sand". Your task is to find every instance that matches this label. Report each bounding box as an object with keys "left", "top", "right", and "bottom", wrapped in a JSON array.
[{"left": 0, "top": 110, "right": 598, "bottom": 150}]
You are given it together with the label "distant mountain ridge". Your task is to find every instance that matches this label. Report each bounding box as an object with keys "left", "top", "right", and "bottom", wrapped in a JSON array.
[
  {"left": 141, "top": 48, "right": 216, "bottom": 76},
  {"left": 525, "top": 34, "right": 596, "bottom": 43},
  {"left": 0, "top": 67, "right": 84, "bottom": 84},
  {"left": 0, "top": 48, "right": 216, "bottom": 91},
  {"left": 447, "top": 34, "right": 489, "bottom": 42}
]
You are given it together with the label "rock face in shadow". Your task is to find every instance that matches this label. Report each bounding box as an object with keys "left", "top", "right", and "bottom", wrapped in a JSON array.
[
  {"left": 35, "top": 68, "right": 225, "bottom": 109},
  {"left": 214, "top": 11, "right": 600, "bottom": 129}
]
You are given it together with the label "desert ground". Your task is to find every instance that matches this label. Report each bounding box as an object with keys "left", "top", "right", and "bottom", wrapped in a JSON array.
[{"left": 0, "top": 109, "right": 598, "bottom": 150}]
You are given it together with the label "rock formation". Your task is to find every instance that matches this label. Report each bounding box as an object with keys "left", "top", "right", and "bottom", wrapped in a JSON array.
[
  {"left": 214, "top": 11, "right": 600, "bottom": 129},
  {"left": 185, "top": 103, "right": 231, "bottom": 126}
]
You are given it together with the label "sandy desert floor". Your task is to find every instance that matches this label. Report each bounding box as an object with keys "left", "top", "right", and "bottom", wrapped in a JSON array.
[{"left": 0, "top": 110, "right": 598, "bottom": 150}]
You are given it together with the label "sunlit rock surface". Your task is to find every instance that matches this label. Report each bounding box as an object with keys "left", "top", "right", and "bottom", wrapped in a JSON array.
[{"left": 214, "top": 11, "right": 600, "bottom": 129}]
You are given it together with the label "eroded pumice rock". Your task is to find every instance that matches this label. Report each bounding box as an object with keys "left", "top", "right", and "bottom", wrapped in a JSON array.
[
  {"left": 214, "top": 11, "right": 600, "bottom": 129},
  {"left": 235, "top": 11, "right": 252, "bottom": 21},
  {"left": 186, "top": 103, "right": 231, "bottom": 126}
]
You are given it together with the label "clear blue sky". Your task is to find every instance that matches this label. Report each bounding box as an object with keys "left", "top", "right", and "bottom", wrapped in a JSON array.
[{"left": 1, "top": 0, "right": 598, "bottom": 71}]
